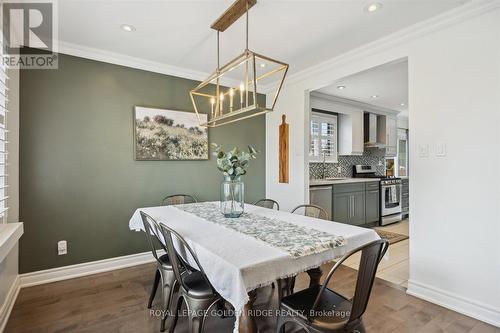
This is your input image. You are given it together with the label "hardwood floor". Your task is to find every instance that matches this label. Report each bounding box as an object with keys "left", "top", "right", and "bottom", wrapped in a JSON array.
[
  {"left": 344, "top": 219, "right": 410, "bottom": 289},
  {"left": 6, "top": 261, "right": 498, "bottom": 333}
]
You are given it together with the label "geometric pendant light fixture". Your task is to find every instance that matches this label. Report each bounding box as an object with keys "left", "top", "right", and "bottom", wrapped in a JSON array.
[{"left": 190, "top": 0, "right": 289, "bottom": 127}]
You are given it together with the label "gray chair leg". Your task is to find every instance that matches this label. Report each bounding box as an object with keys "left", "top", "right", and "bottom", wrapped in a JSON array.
[
  {"left": 161, "top": 279, "right": 179, "bottom": 332},
  {"left": 166, "top": 294, "right": 184, "bottom": 333},
  {"left": 276, "top": 315, "right": 286, "bottom": 333},
  {"left": 148, "top": 269, "right": 161, "bottom": 309},
  {"left": 185, "top": 297, "right": 218, "bottom": 333}
]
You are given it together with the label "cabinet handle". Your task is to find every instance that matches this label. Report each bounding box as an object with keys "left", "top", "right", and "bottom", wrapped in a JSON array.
[
  {"left": 369, "top": 190, "right": 379, "bottom": 194},
  {"left": 351, "top": 196, "right": 355, "bottom": 218}
]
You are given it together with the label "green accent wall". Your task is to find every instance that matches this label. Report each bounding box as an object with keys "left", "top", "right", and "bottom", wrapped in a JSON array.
[{"left": 19, "top": 54, "right": 266, "bottom": 273}]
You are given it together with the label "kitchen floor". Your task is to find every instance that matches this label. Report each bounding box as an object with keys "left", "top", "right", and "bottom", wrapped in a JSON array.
[{"left": 343, "top": 219, "right": 410, "bottom": 289}]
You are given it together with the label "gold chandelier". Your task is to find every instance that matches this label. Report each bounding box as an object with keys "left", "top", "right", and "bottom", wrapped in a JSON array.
[{"left": 190, "top": 0, "right": 288, "bottom": 127}]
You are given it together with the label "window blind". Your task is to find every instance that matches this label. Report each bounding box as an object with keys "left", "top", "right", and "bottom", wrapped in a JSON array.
[{"left": 0, "top": 40, "right": 9, "bottom": 222}]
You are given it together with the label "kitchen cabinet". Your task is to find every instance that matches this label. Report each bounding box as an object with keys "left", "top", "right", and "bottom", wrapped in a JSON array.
[
  {"left": 332, "top": 183, "right": 366, "bottom": 225},
  {"left": 333, "top": 190, "right": 365, "bottom": 226},
  {"left": 350, "top": 192, "right": 366, "bottom": 225},
  {"left": 331, "top": 181, "right": 379, "bottom": 226},
  {"left": 365, "top": 188, "right": 380, "bottom": 223},
  {"left": 385, "top": 116, "right": 398, "bottom": 157},
  {"left": 332, "top": 193, "right": 350, "bottom": 223},
  {"left": 402, "top": 178, "right": 409, "bottom": 217},
  {"left": 338, "top": 112, "right": 364, "bottom": 155}
]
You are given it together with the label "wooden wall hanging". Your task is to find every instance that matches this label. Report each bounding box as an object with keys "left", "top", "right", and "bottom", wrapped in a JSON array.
[{"left": 279, "top": 114, "right": 289, "bottom": 183}]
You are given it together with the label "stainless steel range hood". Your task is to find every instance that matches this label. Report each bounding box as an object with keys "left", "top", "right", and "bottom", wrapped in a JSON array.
[{"left": 364, "top": 113, "right": 386, "bottom": 147}]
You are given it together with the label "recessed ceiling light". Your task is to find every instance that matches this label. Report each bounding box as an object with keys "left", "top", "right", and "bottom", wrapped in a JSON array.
[
  {"left": 371, "top": 95, "right": 379, "bottom": 98},
  {"left": 365, "top": 3, "right": 383, "bottom": 13},
  {"left": 121, "top": 24, "right": 136, "bottom": 32},
  {"left": 336, "top": 85, "right": 346, "bottom": 90},
  {"left": 400, "top": 102, "right": 406, "bottom": 106}
]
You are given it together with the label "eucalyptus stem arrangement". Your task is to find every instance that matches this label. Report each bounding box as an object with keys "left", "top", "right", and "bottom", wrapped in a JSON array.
[
  {"left": 212, "top": 143, "right": 259, "bottom": 218},
  {"left": 211, "top": 143, "right": 259, "bottom": 181}
]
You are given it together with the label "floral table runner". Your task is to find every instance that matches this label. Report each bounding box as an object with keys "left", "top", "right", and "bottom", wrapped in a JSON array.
[{"left": 174, "top": 202, "right": 346, "bottom": 258}]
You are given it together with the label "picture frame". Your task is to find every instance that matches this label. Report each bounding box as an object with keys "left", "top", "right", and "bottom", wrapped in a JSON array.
[{"left": 134, "top": 106, "right": 209, "bottom": 161}]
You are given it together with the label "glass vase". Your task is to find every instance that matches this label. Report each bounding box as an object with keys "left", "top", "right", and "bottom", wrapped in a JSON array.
[{"left": 220, "top": 177, "right": 244, "bottom": 218}]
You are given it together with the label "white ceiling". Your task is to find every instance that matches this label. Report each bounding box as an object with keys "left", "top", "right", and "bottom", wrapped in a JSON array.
[
  {"left": 56, "top": 0, "right": 466, "bottom": 77},
  {"left": 317, "top": 59, "right": 409, "bottom": 115}
]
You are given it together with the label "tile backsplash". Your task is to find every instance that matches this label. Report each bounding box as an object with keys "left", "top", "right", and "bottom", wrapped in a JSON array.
[{"left": 310, "top": 148, "right": 386, "bottom": 179}]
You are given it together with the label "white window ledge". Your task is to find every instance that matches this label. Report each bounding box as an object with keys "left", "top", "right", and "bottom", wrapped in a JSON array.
[{"left": 0, "top": 223, "right": 23, "bottom": 263}]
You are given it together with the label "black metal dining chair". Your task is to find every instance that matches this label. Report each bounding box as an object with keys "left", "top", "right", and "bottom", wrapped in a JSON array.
[
  {"left": 160, "top": 223, "right": 223, "bottom": 333},
  {"left": 291, "top": 204, "right": 329, "bottom": 220},
  {"left": 162, "top": 194, "right": 197, "bottom": 206},
  {"left": 276, "top": 239, "right": 389, "bottom": 333},
  {"left": 254, "top": 198, "right": 280, "bottom": 210},
  {"left": 140, "top": 211, "right": 179, "bottom": 332}
]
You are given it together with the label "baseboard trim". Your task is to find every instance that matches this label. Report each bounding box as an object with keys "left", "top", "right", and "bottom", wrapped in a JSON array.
[
  {"left": 407, "top": 280, "right": 500, "bottom": 328},
  {"left": 19, "top": 251, "right": 156, "bottom": 288},
  {"left": 0, "top": 276, "right": 20, "bottom": 333}
]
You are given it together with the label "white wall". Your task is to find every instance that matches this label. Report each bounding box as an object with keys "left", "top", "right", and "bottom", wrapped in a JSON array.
[{"left": 266, "top": 2, "right": 500, "bottom": 326}]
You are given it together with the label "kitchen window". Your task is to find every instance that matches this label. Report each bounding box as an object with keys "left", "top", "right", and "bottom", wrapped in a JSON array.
[{"left": 309, "top": 112, "right": 338, "bottom": 163}]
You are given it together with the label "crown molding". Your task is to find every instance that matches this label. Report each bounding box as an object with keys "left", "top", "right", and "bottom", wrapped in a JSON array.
[
  {"left": 57, "top": 40, "right": 240, "bottom": 87},
  {"left": 281, "top": 0, "right": 500, "bottom": 89},
  {"left": 310, "top": 91, "right": 400, "bottom": 116}
]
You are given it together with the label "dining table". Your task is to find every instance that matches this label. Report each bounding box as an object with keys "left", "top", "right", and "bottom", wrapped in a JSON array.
[{"left": 129, "top": 201, "right": 381, "bottom": 333}]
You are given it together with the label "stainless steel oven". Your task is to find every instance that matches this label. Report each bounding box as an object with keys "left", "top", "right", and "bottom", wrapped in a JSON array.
[
  {"left": 353, "top": 165, "right": 403, "bottom": 226},
  {"left": 380, "top": 178, "right": 402, "bottom": 225}
]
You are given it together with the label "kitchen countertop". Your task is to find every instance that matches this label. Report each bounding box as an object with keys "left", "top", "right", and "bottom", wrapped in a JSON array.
[{"left": 310, "top": 178, "right": 380, "bottom": 186}]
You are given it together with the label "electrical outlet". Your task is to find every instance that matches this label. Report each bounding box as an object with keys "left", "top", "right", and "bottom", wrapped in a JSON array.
[
  {"left": 58, "top": 240, "right": 67, "bottom": 255},
  {"left": 337, "top": 166, "right": 342, "bottom": 173}
]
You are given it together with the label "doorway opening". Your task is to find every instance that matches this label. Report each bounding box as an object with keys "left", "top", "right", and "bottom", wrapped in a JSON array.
[{"left": 307, "top": 58, "right": 410, "bottom": 289}]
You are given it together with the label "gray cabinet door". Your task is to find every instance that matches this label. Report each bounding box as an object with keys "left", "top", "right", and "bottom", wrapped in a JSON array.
[
  {"left": 333, "top": 193, "right": 350, "bottom": 223},
  {"left": 365, "top": 189, "right": 380, "bottom": 224},
  {"left": 350, "top": 192, "right": 366, "bottom": 225}
]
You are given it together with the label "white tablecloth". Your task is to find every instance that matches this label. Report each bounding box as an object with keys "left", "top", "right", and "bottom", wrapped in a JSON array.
[{"left": 129, "top": 202, "right": 380, "bottom": 332}]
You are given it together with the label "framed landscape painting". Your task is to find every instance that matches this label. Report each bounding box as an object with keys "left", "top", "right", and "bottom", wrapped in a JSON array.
[{"left": 134, "top": 106, "right": 208, "bottom": 160}]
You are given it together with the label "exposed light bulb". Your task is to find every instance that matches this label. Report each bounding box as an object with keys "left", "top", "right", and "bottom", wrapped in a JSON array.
[
  {"left": 365, "top": 3, "right": 382, "bottom": 13},
  {"left": 121, "top": 24, "right": 136, "bottom": 32}
]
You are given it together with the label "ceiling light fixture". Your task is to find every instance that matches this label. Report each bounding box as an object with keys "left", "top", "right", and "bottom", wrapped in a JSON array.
[
  {"left": 336, "top": 85, "right": 346, "bottom": 90},
  {"left": 365, "top": 2, "right": 383, "bottom": 13},
  {"left": 371, "top": 95, "right": 379, "bottom": 98},
  {"left": 190, "top": 0, "right": 288, "bottom": 127},
  {"left": 120, "top": 24, "right": 136, "bottom": 32},
  {"left": 400, "top": 103, "right": 406, "bottom": 106}
]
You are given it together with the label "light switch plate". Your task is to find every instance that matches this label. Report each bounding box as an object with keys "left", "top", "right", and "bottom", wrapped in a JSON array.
[
  {"left": 435, "top": 143, "right": 447, "bottom": 157},
  {"left": 419, "top": 144, "right": 429, "bottom": 158}
]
